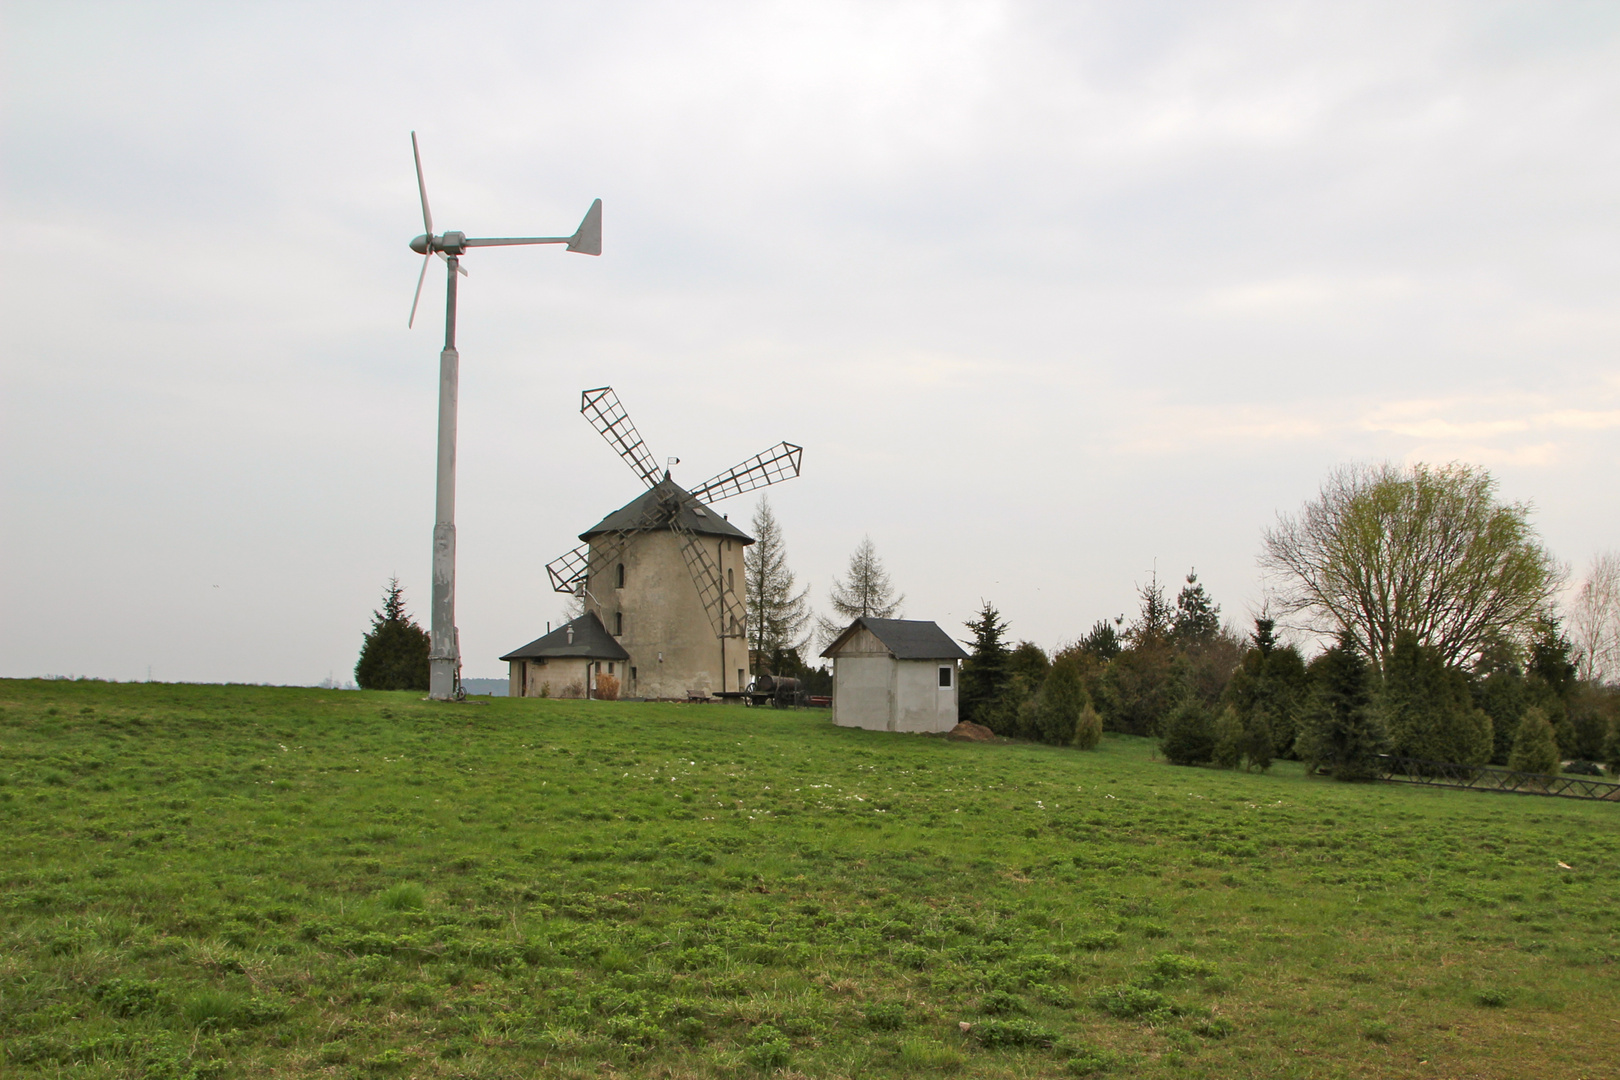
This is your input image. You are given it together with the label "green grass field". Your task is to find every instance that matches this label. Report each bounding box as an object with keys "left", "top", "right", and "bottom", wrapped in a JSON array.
[{"left": 2, "top": 679, "right": 1616, "bottom": 1079}]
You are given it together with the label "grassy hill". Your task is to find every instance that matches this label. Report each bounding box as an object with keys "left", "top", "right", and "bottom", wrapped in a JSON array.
[{"left": 1, "top": 679, "right": 1616, "bottom": 1078}]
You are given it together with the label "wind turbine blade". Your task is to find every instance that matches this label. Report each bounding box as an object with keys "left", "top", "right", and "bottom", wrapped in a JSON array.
[
  {"left": 567, "top": 198, "right": 602, "bottom": 255},
  {"left": 407, "top": 251, "right": 431, "bottom": 328},
  {"left": 411, "top": 131, "right": 433, "bottom": 237},
  {"left": 689, "top": 442, "right": 803, "bottom": 503},
  {"left": 437, "top": 252, "right": 469, "bottom": 276},
  {"left": 580, "top": 386, "right": 661, "bottom": 487}
]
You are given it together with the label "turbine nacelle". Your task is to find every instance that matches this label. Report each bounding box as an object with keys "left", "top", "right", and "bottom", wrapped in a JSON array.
[{"left": 409, "top": 231, "right": 467, "bottom": 256}]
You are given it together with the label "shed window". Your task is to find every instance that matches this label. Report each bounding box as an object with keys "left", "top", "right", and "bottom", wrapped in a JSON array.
[
  {"left": 939, "top": 666, "right": 953, "bottom": 688},
  {"left": 616, "top": 563, "right": 625, "bottom": 588}
]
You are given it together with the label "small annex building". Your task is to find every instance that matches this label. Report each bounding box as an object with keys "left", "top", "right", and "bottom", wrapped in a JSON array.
[
  {"left": 821, "top": 617, "right": 968, "bottom": 733},
  {"left": 501, "top": 612, "right": 630, "bottom": 699}
]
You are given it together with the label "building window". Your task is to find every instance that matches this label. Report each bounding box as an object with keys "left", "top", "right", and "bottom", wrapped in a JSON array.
[
  {"left": 614, "top": 611, "right": 623, "bottom": 636},
  {"left": 738, "top": 668, "right": 745, "bottom": 690},
  {"left": 608, "top": 662, "right": 615, "bottom": 675},
  {"left": 939, "top": 666, "right": 953, "bottom": 688},
  {"left": 594, "top": 661, "right": 601, "bottom": 674},
  {"left": 727, "top": 567, "right": 734, "bottom": 592},
  {"left": 616, "top": 563, "right": 625, "bottom": 588},
  {"left": 629, "top": 666, "right": 636, "bottom": 689}
]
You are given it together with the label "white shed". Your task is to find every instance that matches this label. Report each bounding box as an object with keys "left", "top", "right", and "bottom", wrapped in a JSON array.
[{"left": 821, "top": 617, "right": 968, "bottom": 733}]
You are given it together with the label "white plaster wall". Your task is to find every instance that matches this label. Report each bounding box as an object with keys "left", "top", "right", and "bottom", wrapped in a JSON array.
[
  {"left": 893, "top": 660, "right": 957, "bottom": 733},
  {"left": 584, "top": 530, "right": 747, "bottom": 700},
  {"left": 832, "top": 655, "right": 894, "bottom": 730}
]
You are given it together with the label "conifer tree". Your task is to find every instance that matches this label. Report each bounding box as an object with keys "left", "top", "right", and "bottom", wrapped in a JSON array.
[
  {"left": 1507, "top": 706, "right": 1560, "bottom": 776},
  {"left": 815, "top": 536, "right": 903, "bottom": 645},
  {"left": 1242, "top": 703, "right": 1276, "bottom": 771},
  {"left": 960, "top": 601, "right": 1010, "bottom": 729},
  {"left": 1073, "top": 701, "right": 1104, "bottom": 750},
  {"left": 355, "top": 578, "right": 430, "bottom": 692},
  {"left": 745, "top": 497, "right": 811, "bottom": 674},
  {"left": 1605, "top": 720, "right": 1620, "bottom": 776},
  {"left": 1211, "top": 706, "right": 1245, "bottom": 769},
  {"left": 1380, "top": 631, "right": 1492, "bottom": 766},
  {"left": 1172, "top": 571, "right": 1221, "bottom": 646},
  {"left": 1034, "top": 657, "right": 1085, "bottom": 745},
  {"left": 1159, "top": 699, "right": 1215, "bottom": 765},
  {"left": 1079, "top": 620, "right": 1123, "bottom": 661},
  {"left": 1298, "top": 634, "right": 1386, "bottom": 780}
]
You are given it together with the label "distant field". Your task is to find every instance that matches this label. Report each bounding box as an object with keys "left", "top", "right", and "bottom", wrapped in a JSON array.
[{"left": 1, "top": 680, "right": 1616, "bottom": 1079}]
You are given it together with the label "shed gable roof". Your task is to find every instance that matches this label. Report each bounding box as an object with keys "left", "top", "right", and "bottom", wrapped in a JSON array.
[
  {"left": 580, "top": 477, "right": 754, "bottom": 544},
  {"left": 500, "top": 612, "right": 630, "bottom": 662},
  {"left": 821, "top": 617, "right": 969, "bottom": 661}
]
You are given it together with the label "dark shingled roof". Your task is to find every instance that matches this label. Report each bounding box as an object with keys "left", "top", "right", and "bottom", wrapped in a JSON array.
[
  {"left": 821, "top": 617, "right": 969, "bottom": 661},
  {"left": 580, "top": 477, "right": 754, "bottom": 543},
  {"left": 500, "top": 612, "right": 630, "bottom": 662}
]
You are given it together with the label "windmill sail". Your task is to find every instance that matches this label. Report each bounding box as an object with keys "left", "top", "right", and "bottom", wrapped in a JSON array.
[
  {"left": 689, "top": 442, "right": 803, "bottom": 503},
  {"left": 581, "top": 387, "right": 661, "bottom": 488}
]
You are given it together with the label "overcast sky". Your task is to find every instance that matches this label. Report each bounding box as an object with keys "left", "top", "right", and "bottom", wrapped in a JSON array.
[{"left": 4, "top": 1, "right": 1618, "bottom": 684}]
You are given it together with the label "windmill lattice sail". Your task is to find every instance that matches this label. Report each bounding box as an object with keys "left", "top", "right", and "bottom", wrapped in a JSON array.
[
  {"left": 581, "top": 387, "right": 661, "bottom": 488},
  {"left": 689, "top": 442, "right": 804, "bottom": 503}
]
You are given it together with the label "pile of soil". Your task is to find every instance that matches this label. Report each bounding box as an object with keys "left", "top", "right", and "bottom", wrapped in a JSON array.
[{"left": 946, "top": 721, "right": 996, "bottom": 742}]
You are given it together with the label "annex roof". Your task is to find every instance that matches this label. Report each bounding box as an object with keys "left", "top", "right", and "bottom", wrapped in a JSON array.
[
  {"left": 579, "top": 476, "right": 754, "bottom": 544},
  {"left": 821, "top": 617, "right": 970, "bottom": 661},
  {"left": 499, "top": 612, "right": 630, "bottom": 662}
]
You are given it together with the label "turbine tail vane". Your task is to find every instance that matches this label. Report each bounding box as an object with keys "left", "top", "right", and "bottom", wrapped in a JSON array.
[
  {"left": 689, "top": 442, "right": 803, "bottom": 503},
  {"left": 581, "top": 386, "right": 661, "bottom": 488},
  {"left": 568, "top": 199, "right": 603, "bottom": 255}
]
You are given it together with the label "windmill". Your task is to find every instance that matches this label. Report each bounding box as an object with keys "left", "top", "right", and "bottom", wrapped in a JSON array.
[
  {"left": 406, "top": 131, "right": 602, "bottom": 701},
  {"left": 541, "top": 386, "right": 803, "bottom": 699}
]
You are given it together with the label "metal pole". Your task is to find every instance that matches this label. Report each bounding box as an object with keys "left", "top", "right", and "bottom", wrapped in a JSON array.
[{"left": 429, "top": 256, "right": 461, "bottom": 700}]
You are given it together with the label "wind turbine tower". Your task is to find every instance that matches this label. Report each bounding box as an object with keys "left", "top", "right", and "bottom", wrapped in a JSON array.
[{"left": 406, "top": 131, "right": 602, "bottom": 700}]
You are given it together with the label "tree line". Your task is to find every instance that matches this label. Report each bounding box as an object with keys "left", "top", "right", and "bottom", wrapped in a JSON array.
[{"left": 955, "top": 462, "right": 1620, "bottom": 778}]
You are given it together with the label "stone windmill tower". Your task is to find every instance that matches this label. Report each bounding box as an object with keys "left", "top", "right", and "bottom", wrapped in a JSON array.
[{"left": 544, "top": 387, "right": 804, "bottom": 700}]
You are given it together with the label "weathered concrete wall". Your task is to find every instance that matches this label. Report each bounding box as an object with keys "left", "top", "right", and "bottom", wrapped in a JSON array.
[
  {"left": 830, "top": 637, "right": 958, "bottom": 733},
  {"left": 893, "top": 659, "right": 957, "bottom": 732},
  {"left": 583, "top": 530, "right": 747, "bottom": 700},
  {"left": 509, "top": 657, "right": 593, "bottom": 698},
  {"left": 831, "top": 655, "right": 893, "bottom": 730}
]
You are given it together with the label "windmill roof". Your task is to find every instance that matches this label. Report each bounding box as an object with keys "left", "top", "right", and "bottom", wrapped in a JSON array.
[
  {"left": 579, "top": 477, "right": 754, "bottom": 544},
  {"left": 500, "top": 612, "right": 630, "bottom": 662},
  {"left": 821, "top": 617, "right": 970, "bottom": 661}
]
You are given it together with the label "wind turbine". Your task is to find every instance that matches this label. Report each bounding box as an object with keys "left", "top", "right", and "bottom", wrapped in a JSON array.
[{"left": 407, "top": 131, "right": 602, "bottom": 701}]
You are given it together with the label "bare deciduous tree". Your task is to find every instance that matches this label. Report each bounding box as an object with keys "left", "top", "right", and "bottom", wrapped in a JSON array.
[
  {"left": 1569, "top": 552, "right": 1620, "bottom": 685},
  {"left": 815, "top": 536, "right": 904, "bottom": 645},
  {"left": 1261, "top": 462, "right": 1562, "bottom": 669},
  {"left": 745, "top": 496, "right": 811, "bottom": 673}
]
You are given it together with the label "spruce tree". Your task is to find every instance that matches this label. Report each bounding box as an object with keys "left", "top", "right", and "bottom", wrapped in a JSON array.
[
  {"left": 354, "top": 579, "right": 431, "bottom": 692},
  {"left": 960, "top": 601, "right": 1010, "bottom": 729},
  {"left": 1507, "top": 706, "right": 1560, "bottom": 776},
  {"left": 1298, "top": 634, "right": 1385, "bottom": 780},
  {"left": 1159, "top": 699, "right": 1215, "bottom": 766},
  {"left": 1172, "top": 571, "right": 1222, "bottom": 646}
]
